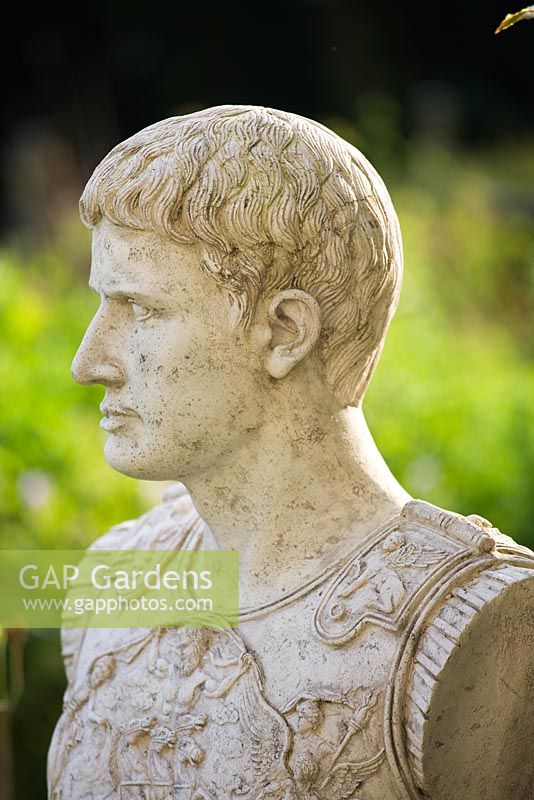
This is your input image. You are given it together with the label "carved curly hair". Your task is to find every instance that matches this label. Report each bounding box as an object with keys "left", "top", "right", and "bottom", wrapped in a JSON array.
[{"left": 80, "top": 105, "right": 403, "bottom": 406}]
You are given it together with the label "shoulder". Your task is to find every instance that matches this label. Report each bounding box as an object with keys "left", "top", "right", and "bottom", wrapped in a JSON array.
[
  {"left": 315, "top": 498, "right": 529, "bottom": 646},
  {"left": 393, "top": 501, "right": 534, "bottom": 799},
  {"left": 402, "top": 497, "right": 533, "bottom": 559},
  {"left": 60, "top": 483, "right": 205, "bottom": 681},
  {"left": 88, "top": 482, "right": 205, "bottom": 551}
]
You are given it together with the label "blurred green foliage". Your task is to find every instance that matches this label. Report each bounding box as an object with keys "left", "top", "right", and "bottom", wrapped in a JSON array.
[
  {"left": 1, "top": 129, "right": 533, "bottom": 800},
  {"left": 367, "top": 140, "right": 534, "bottom": 546}
]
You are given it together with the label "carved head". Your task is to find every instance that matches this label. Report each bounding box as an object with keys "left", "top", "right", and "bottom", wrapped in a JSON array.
[
  {"left": 383, "top": 531, "right": 406, "bottom": 553},
  {"left": 79, "top": 105, "right": 402, "bottom": 404},
  {"left": 72, "top": 106, "right": 403, "bottom": 479},
  {"left": 149, "top": 725, "right": 176, "bottom": 751},
  {"left": 88, "top": 655, "right": 116, "bottom": 689},
  {"left": 173, "top": 627, "right": 211, "bottom": 676},
  {"left": 295, "top": 697, "right": 324, "bottom": 734}
]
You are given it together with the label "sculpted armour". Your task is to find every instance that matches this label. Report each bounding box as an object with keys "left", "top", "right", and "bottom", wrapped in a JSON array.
[{"left": 48, "top": 484, "right": 534, "bottom": 800}]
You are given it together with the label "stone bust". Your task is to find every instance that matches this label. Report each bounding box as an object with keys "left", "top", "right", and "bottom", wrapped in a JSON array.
[{"left": 48, "top": 105, "right": 534, "bottom": 800}]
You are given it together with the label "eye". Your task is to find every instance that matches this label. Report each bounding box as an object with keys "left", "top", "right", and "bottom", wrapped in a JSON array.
[{"left": 128, "top": 299, "right": 154, "bottom": 323}]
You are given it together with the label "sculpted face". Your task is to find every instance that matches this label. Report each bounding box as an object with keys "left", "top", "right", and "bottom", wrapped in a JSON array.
[
  {"left": 174, "top": 629, "right": 211, "bottom": 676},
  {"left": 71, "top": 220, "right": 266, "bottom": 481}
]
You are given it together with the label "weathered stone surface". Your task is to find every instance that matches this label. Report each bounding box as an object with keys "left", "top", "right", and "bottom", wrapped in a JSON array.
[{"left": 48, "top": 106, "right": 534, "bottom": 799}]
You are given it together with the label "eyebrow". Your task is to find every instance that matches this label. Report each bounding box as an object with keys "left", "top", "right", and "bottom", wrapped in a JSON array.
[{"left": 89, "top": 283, "right": 171, "bottom": 306}]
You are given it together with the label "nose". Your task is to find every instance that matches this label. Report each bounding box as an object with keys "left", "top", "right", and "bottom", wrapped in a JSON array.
[{"left": 71, "top": 306, "right": 125, "bottom": 387}]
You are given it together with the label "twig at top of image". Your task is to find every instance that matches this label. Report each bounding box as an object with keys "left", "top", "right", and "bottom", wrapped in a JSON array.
[{"left": 495, "top": 5, "right": 534, "bottom": 33}]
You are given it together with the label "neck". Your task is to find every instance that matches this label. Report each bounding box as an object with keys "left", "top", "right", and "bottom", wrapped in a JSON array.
[{"left": 183, "top": 402, "right": 410, "bottom": 609}]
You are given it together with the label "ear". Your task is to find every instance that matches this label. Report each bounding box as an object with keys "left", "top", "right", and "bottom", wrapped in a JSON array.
[{"left": 265, "top": 289, "right": 322, "bottom": 379}]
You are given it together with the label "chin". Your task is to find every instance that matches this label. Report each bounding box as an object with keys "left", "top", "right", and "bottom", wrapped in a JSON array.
[
  {"left": 103, "top": 438, "right": 168, "bottom": 481},
  {"left": 103, "top": 436, "right": 204, "bottom": 482}
]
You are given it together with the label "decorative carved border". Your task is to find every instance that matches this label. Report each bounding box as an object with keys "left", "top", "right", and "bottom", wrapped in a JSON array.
[{"left": 385, "top": 558, "right": 534, "bottom": 799}]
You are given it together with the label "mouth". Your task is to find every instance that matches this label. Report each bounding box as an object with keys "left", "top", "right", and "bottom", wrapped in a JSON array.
[{"left": 99, "top": 404, "right": 138, "bottom": 432}]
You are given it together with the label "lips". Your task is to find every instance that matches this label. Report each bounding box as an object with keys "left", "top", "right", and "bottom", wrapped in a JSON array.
[{"left": 99, "top": 404, "right": 138, "bottom": 432}]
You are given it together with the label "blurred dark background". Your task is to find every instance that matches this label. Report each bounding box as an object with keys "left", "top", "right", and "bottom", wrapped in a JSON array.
[
  {"left": 0, "top": 2, "right": 532, "bottom": 798},
  {"left": 1, "top": 0, "right": 533, "bottom": 240}
]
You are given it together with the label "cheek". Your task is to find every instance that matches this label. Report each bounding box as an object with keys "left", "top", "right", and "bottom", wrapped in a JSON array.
[{"left": 129, "top": 326, "right": 262, "bottom": 433}]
